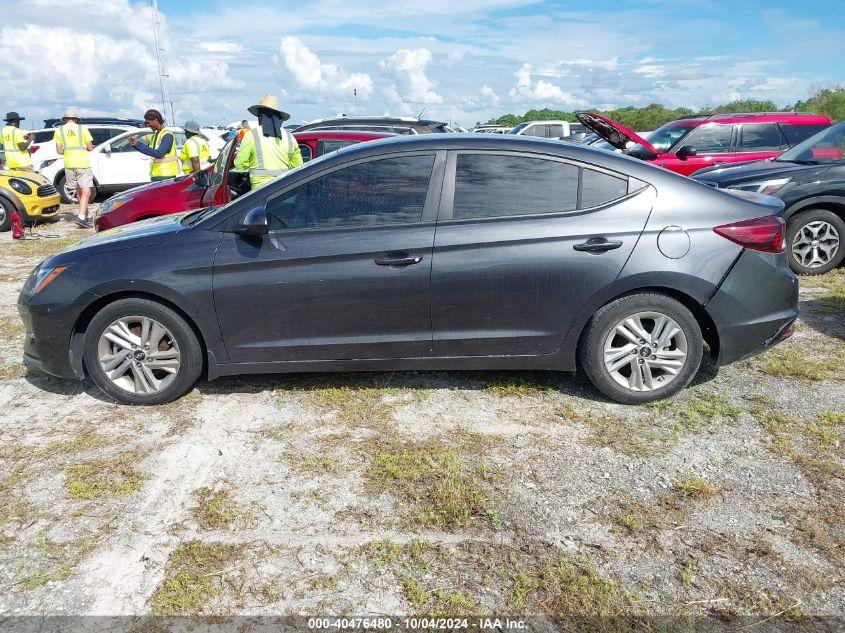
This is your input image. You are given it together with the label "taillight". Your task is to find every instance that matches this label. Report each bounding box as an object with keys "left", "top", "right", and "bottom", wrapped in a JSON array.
[
  {"left": 29, "top": 145, "right": 40, "bottom": 153},
  {"left": 713, "top": 215, "right": 785, "bottom": 253}
]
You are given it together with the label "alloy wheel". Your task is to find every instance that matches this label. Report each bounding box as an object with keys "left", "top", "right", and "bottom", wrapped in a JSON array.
[
  {"left": 63, "top": 181, "right": 78, "bottom": 204},
  {"left": 792, "top": 220, "right": 840, "bottom": 269},
  {"left": 603, "top": 311, "right": 688, "bottom": 392},
  {"left": 0, "top": 206, "right": 6, "bottom": 226},
  {"left": 97, "top": 316, "right": 181, "bottom": 395}
]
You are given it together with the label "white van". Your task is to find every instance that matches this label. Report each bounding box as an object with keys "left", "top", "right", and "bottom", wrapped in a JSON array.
[{"left": 508, "top": 120, "right": 584, "bottom": 139}]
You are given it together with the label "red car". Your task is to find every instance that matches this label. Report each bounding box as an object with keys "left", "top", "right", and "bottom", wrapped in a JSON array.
[
  {"left": 94, "top": 130, "right": 395, "bottom": 231},
  {"left": 577, "top": 111, "right": 831, "bottom": 176}
]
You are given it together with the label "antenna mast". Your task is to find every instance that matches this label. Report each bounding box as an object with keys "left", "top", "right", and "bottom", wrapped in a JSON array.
[{"left": 150, "top": 0, "right": 175, "bottom": 125}]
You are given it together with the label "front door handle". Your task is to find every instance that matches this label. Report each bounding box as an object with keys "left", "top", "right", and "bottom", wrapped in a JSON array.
[
  {"left": 573, "top": 237, "right": 623, "bottom": 253},
  {"left": 374, "top": 252, "right": 423, "bottom": 267}
]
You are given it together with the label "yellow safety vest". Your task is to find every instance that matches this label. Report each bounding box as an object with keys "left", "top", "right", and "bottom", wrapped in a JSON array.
[
  {"left": 247, "top": 128, "right": 293, "bottom": 189},
  {"left": 179, "top": 135, "right": 210, "bottom": 174},
  {"left": 57, "top": 122, "right": 91, "bottom": 169},
  {"left": 149, "top": 129, "right": 179, "bottom": 178},
  {"left": 1, "top": 125, "right": 32, "bottom": 169}
]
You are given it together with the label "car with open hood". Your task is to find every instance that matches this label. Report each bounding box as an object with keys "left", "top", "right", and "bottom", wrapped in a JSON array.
[
  {"left": 693, "top": 121, "right": 845, "bottom": 275},
  {"left": 577, "top": 112, "right": 831, "bottom": 177},
  {"left": 20, "top": 134, "right": 797, "bottom": 406}
]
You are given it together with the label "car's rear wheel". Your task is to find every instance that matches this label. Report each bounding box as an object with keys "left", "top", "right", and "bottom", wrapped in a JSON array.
[
  {"left": 786, "top": 209, "right": 844, "bottom": 275},
  {"left": 579, "top": 293, "right": 703, "bottom": 404},
  {"left": 0, "top": 198, "right": 11, "bottom": 232},
  {"left": 83, "top": 298, "right": 202, "bottom": 405},
  {"left": 57, "top": 172, "right": 98, "bottom": 204}
]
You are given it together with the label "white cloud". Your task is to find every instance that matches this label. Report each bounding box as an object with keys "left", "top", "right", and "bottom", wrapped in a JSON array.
[
  {"left": 198, "top": 41, "right": 245, "bottom": 54},
  {"left": 508, "top": 63, "right": 578, "bottom": 105},
  {"left": 380, "top": 48, "right": 443, "bottom": 106},
  {"left": 480, "top": 84, "right": 500, "bottom": 105},
  {"left": 278, "top": 36, "right": 373, "bottom": 100}
]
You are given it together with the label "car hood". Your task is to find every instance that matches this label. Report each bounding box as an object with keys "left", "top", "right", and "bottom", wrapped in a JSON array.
[
  {"left": 1, "top": 169, "right": 50, "bottom": 186},
  {"left": 576, "top": 112, "right": 657, "bottom": 153},
  {"left": 48, "top": 213, "right": 188, "bottom": 265},
  {"left": 692, "top": 160, "right": 829, "bottom": 186},
  {"left": 118, "top": 172, "right": 198, "bottom": 199}
]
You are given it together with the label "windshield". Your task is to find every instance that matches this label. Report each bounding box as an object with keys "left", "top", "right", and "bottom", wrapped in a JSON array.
[
  {"left": 627, "top": 121, "right": 697, "bottom": 158},
  {"left": 776, "top": 122, "right": 845, "bottom": 164},
  {"left": 508, "top": 122, "right": 530, "bottom": 134}
]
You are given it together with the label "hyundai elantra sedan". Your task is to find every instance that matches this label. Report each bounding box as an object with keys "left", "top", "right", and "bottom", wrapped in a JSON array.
[{"left": 18, "top": 135, "right": 797, "bottom": 406}]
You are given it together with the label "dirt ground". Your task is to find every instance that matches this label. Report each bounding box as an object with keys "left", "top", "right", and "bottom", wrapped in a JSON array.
[{"left": 0, "top": 205, "right": 843, "bottom": 627}]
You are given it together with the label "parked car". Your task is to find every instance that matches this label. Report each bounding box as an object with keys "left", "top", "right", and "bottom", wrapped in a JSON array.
[
  {"left": 693, "top": 121, "right": 845, "bottom": 275},
  {"left": 93, "top": 130, "right": 396, "bottom": 231},
  {"left": 19, "top": 135, "right": 797, "bottom": 406},
  {"left": 28, "top": 124, "right": 135, "bottom": 172},
  {"left": 39, "top": 127, "right": 191, "bottom": 203},
  {"left": 0, "top": 168, "right": 61, "bottom": 232},
  {"left": 577, "top": 112, "right": 831, "bottom": 176},
  {"left": 471, "top": 125, "right": 512, "bottom": 134},
  {"left": 42, "top": 117, "right": 145, "bottom": 129},
  {"left": 508, "top": 120, "right": 575, "bottom": 139},
  {"left": 293, "top": 116, "right": 449, "bottom": 135}
]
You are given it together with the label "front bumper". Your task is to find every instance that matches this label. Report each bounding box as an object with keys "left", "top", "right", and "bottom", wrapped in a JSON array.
[
  {"left": 705, "top": 249, "right": 799, "bottom": 366},
  {"left": 20, "top": 193, "right": 61, "bottom": 222}
]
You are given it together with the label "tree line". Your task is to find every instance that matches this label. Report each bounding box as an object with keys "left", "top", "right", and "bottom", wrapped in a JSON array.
[{"left": 488, "top": 87, "right": 845, "bottom": 130}]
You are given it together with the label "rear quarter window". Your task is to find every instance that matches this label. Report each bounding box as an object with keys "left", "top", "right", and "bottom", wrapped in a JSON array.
[
  {"left": 780, "top": 123, "right": 829, "bottom": 147},
  {"left": 580, "top": 169, "right": 629, "bottom": 208}
]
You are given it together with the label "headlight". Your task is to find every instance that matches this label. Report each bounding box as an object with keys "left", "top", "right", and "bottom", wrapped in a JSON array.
[
  {"left": 9, "top": 178, "right": 33, "bottom": 195},
  {"left": 727, "top": 177, "right": 791, "bottom": 195},
  {"left": 30, "top": 264, "right": 70, "bottom": 294},
  {"left": 40, "top": 158, "right": 59, "bottom": 169},
  {"left": 98, "top": 197, "right": 127, "bottom": 215}
]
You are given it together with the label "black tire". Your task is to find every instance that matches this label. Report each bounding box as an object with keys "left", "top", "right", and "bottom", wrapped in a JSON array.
[
  {"left": 0, "top": 198, "right": 11, "bottom": 232},
  {"left": 786, "top": 209, "right": 845, "bottom": 276},
  {"left": 83, "top": 298, "right": 203, "bottom": 405},
  {"left": 57, "top": 172, "right": 98, "bottom": 204},
  {"left": 579, "top": 293, "right": 703, "bottom": 404}
]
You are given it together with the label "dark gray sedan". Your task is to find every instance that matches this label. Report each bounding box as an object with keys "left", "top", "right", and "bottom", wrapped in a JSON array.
[{"left": 18, "top": 135, "right": 797, "bottom": 405}]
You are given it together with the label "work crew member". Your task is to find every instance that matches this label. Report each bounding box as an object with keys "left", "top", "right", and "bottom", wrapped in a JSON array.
[
  {"left": 54, "top": 109, "right": 95, "bottom": 228},
  {"left": 1, "top": 112, "right": 34, "bottom": 171},
  {"left": 128, "top": 109, "right": 179, "bottom": 181},
  {"left": 179, "top": 120, "right": 210, "bottom": 174},
  {"left": 234, "top": 95, "right": 302, "bottom": 190}
]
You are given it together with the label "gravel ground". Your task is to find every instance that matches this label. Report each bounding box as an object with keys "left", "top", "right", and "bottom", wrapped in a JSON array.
[{"left": 0, "top": 205, "right": 843, "bottom": 627}]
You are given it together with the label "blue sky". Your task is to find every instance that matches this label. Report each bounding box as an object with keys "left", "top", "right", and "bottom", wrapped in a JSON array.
[{"left": 2, "top": 0, "right": 844, "bottom": 128}]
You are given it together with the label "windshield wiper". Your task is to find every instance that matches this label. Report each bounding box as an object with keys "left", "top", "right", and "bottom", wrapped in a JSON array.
[
  {"left": 775, "top": 158, "right": 819, "bottom": 165},
  {"left": 182, "top": 206, "right": 219, "bottom": 226}
]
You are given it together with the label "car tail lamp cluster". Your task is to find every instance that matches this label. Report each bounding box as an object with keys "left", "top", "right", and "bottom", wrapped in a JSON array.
[
  {"left": 713, "top": 216, "right": 785, "bottom": 253},
  {"left": 29, "top": 145, "right": 40, "bottom": 154}
]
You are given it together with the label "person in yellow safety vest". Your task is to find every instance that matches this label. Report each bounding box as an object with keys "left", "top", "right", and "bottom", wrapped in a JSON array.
[
  {"left": 234, "top": 95, "right": 302, "bottom": 190},
  {"left": 54, "top": 109, "right": 95, "bottom": 228},
  {"left": 179, "top": 120, "right": 210, "bottom": 175},
  {"left": 128, "top": 109, "right": 179, "bottom": 181},
  {"left": 1, "top": 112, "right": 34, "bottom": 171}
]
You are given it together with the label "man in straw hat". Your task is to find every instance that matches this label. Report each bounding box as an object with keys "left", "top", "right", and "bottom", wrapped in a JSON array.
[
  {"left": 234, "top": 95, "right": 302, "bottom": 190},
  {"left": 1, "top": 112, "right": 34, "bottom": 171},
  {"left": 179, "top": 120, "right": 211, "bottom": 175},
  {"left": 54, "top": 109, "right": 95, "bottom": 228}
]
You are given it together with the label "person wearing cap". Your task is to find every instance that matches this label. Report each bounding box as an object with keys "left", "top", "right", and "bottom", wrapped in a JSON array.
[
  {"left": 1, "top": 112, "right": 35, "bottom": 171},
  {"left": 179, "top": 121, "right": 210, "bottom": 175},
  {"left": 128, "top": 109, "right": 179, "bottom": 181},
  {"left": 233, "top": 95, "right": 302, "bottom": 190},
  {"left": 53, "top": 109, "right": 95, "bottom": 228}
]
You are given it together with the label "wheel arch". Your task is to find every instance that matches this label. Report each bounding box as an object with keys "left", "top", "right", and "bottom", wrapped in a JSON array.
[
  {"left": 784, "top": 196, "right": 845, "bottom": 223},
  {"left": 70, "top": 290, "right": 212, "bottom": 380}
]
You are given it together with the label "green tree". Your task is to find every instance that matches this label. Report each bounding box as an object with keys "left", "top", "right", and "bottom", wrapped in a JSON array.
[{"left": 794, "top": 87, "right": 845, "bottom": 122}]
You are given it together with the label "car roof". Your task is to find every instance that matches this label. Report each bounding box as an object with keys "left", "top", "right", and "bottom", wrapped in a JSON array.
[
  {"left": 672, "top": 112, "right": 830, "bottom": 126},
  {"left": 300, "top": 116, "right": 447, "bottom": 126}
]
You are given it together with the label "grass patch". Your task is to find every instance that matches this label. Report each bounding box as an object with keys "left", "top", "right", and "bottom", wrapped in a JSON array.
[
  {"left": 192, "top": 487, "right": 250, "bottom": 531},
  {"left": 758, "top": 346, "right": 845, "bottom": 381},
  {"left": 64, "top": 452, "right": 149, "bottom": 500},
  {"left": 0, "top": 318, "right": 25, "bottom": 344},
  {"left": 0, "top": 362, "right": 27, "bottom": 380},
  {"left": 485, "top": 373, "right": 552, "bottom": 397},
  {"left": 8, "top": 234, "right": 83, "bottom": 258},
  {"left": 0, "top": 466, "right": 39, "bottom": 528},
  {"left": 20, "top": 531, "right": 97, "bottom": 589},
  {"left": 365, "top": 440, "right": 502, "bottom": 530},
  {"left": 297, "top": 376, "right": 405, "bottom": 431},
  {"left": 674, "top": 476, "right": 718, "bottom": 501},
  {"left": 150, "top": 541, "right": 243, "bottom": 615},
  {"left": 282, "top": 452, "right": 340, "bottom": 476},
  {"left": 39, "top": 432, "right": 107, "bottom": 458}
]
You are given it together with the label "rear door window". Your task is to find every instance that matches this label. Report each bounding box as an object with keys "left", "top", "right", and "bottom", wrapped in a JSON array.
[
  {"left": 299, "top": 143, "right": 313, "bottom": 162},
  {"left": 548, "top": 124, "right": 564, "bottom": 138},
  {"left": 317, "top": 139, "right": 360, "bottom": 155},
  {"left": 739, "top": 124, "right": 785, "bottom": 152}
]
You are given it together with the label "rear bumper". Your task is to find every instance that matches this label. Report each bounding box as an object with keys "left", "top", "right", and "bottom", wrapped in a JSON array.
[{"left": 705, "top": 249, "right": 799, "bottom": 366}]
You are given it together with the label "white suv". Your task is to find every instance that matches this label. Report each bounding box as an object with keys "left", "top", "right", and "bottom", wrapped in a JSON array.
[
  {"left": 508, "top": 120, "right": 579, "bottom": 139},
  {"left": 39, "top": 127, "right": 193, "bottom": 203},
  {"left": 29, "top": 125, "right": 135, "bottom": 173}
]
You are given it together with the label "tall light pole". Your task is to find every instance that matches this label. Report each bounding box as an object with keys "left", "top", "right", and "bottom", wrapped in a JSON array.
[{"left": 150, "top": 0, "right": 175, "bottom": 125}]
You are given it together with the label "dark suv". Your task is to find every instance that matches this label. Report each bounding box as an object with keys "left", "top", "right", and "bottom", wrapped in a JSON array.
[
  {"left": 694, "top": 122, "right": 845, "bottom": 275},
  {"left": 291, "top": 116, "right": 449, "bottom": 135}
]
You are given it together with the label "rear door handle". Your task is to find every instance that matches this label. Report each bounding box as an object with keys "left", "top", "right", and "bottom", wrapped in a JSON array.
[
  {"left": 374, "top": 252, "right": 423, "bottom": 267},
  {"left": 573, "top": 237, "right": 623, "bottom": 253}
]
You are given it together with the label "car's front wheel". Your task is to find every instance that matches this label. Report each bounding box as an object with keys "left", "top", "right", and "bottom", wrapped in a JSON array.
[
  {"left": 83, "top": 298, "right": 203, "bottom": 405},
  {"left": 0, "top": 198, "right": 11, "bottom": 232},
  {"left": 579, "top": 293, "right": 703, "bottom": 404},
  {"left": 786, "top": 209, "right": 844, "bottom": 275},
  {"left": 57, "top": 172, "right": 98, "bottom": 204}
]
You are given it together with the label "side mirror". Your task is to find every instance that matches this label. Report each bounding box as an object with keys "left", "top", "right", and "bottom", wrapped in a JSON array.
[
  {"left": 102, "top": 144, "right": 112, "bottom": 156},
  {"left": 234, "top": 206, "right": 269, "bottom": 236},
  {"left": 676, "top": 146, "right": 697, "bottom": 160},
  {"left": 193, "top": 169, "right": 209, "bottom": 188}
]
